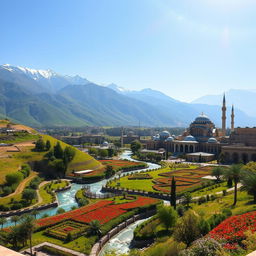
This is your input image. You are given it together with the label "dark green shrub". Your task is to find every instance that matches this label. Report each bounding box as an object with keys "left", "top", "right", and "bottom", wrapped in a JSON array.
[{"left": 222, "top": 208, "right": 232, "bottom": 217}]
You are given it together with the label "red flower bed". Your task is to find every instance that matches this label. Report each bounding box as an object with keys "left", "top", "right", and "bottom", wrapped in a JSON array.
[
  {"left": 209, "top": 211, "right": 256, "bottom": 250},
  {"left": 37, "top": 196, "right": 159, "bottom": 229},
  {"left": 37, "top": 200, "right": 113, "bottom": 227},
  {"left": 73, "top": 207, "right": 126, "bottom": 224}
]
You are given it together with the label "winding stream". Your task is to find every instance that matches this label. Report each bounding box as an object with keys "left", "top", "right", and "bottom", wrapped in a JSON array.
[{"left": 5, "top": 150, "right": 160, "bottom": 254}]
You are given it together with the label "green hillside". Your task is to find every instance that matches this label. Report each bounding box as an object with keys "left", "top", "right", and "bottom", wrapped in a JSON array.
[{"left": 0, "top": 121, "right": 102, "bottom": 184}]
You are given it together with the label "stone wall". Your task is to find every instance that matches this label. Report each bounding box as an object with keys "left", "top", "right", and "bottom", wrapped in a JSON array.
[{"left": 90, "top": 209, "right": 156, "bottom": 256}]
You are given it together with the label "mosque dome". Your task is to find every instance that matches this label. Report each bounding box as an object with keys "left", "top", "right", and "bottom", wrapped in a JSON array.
[
  {"left": 165, "top": 136, "right": 174, "bottom": 142},
  {"left": 159, "top": 130, "right": 170, "bottom": 139},
  {"left": 207, "top": 137, "right": 217, "bottom": 143},
  {"left": 153, "top": 134, "right": 160, "bottom": 141},
  {"left": 102, "top": 141, "right": 109, "bottom": 146},
  {"left": 184, "top": 135, "right": 197, "bottom": 142},
  {"left": 194, "top": 114, "right": 212, "bottom": 124}
]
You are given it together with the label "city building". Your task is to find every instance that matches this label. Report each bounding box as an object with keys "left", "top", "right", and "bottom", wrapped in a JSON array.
[{"left": 146, "top": 94, "right": 256, "bottom": 163}]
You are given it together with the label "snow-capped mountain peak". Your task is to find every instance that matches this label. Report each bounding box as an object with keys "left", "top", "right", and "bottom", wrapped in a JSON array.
[{"left": 2, "top": 64, "right": 57, "bottom": 80}]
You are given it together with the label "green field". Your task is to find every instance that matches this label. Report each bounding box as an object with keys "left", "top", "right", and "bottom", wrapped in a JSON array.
[{"left": 108, "top": 165, "right": 200, "bottom": 193}]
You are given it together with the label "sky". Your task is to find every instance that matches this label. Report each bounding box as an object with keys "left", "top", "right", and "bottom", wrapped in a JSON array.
[{"left": 1, "top": 0, "right": 256, "bottom": 102}]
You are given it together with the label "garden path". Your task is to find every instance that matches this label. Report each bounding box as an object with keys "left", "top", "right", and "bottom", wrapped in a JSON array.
[{"left": 3, "top": 171, "right": 37, "bottom": 198}]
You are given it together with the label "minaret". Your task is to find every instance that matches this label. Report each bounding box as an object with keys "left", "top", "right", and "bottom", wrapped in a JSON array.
[
  {"left": 231, "top": 105, "right": 235, "bottom": 132},
  {"left": 121, "top": 127, "right": 124, "bottom": 148},
  {"left": 222, "top": 93, "right": 226, "bottom": 136}
]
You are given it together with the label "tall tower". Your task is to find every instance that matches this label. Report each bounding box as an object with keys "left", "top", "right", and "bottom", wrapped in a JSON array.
[
  {"left": 231, "top": 105, "right": 235, "bottom": 132},
  {"left": 222, "top": 93, "right": 226, "bottom": 136}
]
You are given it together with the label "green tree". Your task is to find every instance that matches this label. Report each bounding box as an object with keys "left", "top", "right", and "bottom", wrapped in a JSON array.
[
  {"left": 211, "top": 167, "right": 224, "bottom": 182},
  {"left": 34, "top": 138, "right": 45, "bottom": 152},
  {"left": 57, "top": 207, "right": 65, "bottom": 214},
  {"left": 157, "top": 205, "right": 177, "bottom": 231},
  {"left": 54, "top": 142, "right": 64, "bottom": 159},
  {"left": 63, "top": 146, "right": 76, "bottom": 162},
  {"left": 105, "top": 165, "right": 115, "bottom": 178},
  {"left": 49, "top": 159, "right": 66, "bottom": 178},
  {"left": 108, "top": 148, "right": 115, "bottom": 157},
  {"left": 224, "top": 164, "right": 243, "bottom": 206},
  {"left": 89, "top": 147, "right": 98, "bottom": 156},
  {"left": 0, "top": 217, "right": 7, "bottom": 229},
  {"left": 218, "top": 152, "right": 226, "bottom": 164},
  {"left": 6, "top": 172, "right": 23, "bottom": 186},
  {"left": 170, "top": 176, "right": 176, "bottom": 209},
  {"left": 31, "top": 209, "right": 39, "bottom": 219},
  {"left": 45, "top": 140, "right": 51, "bottom": 151},
  {"left": 130, "top": 140, "right": 142, "bottom": 154},
  {"left": 174, "top": 210, "right": 201, "bottom": 246},
  {"left": 20, "top": 215, "right": 35, "bottom": 256},
  {"left": 241, "top": 169, "right": 256, "bottom": 203},
  {"left": 227, "top": 177, "right": 233, "bottom": 188},
  {"left": 11, "top": 215, "right": 20, "bottom": 226},
  {"left": 22, "top": 189, "right": 37, "bottom": 203},
  {"left": 183, "top": 192, "right": 192, "bottom": 208},
  {"left": 88, "top": 220, "right": 101, "bottom": 236},
  {"left": 99, "top": 149, "right": 108, "bottom": 158}
]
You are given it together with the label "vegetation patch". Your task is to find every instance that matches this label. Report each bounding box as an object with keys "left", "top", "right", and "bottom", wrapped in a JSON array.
[
  {"left": 128, "top": 173, "right": 152, "bottom": 180},
  {"left": 45, "top": 220, "right": 87, "bottom": 240}
]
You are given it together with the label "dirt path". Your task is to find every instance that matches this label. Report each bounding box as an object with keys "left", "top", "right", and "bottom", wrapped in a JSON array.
[
  {"left": 3, "top": 172, "right": 38, "bottom": 199},
  {"left": 34, "top": 181, "right": 50, "bottom": 207}
]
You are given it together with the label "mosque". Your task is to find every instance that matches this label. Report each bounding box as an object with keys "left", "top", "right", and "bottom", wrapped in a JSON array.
[{"left": 146, "top": 95, "right": 256, "bottom": 163}]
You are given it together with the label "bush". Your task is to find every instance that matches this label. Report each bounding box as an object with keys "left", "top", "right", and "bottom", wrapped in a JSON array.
[
  {"left": 173, "top": 210, "right": 201, "bottom": 246},
  {"left": 198, "top": 197, "right": 207, "bottom": 205},
  {"left": 180, "top": 237, "right": 226, "bottom": 256},
  {"left": 222, "top": 208, "right": 232, "bottom": 217},
  {"left": 5, "top": 172, "right": 23, "bottom": 186},
  {"left": 177, "top": 205, "right": 186, "bottom": 217},
  {"left": 2, "top": 186, "right": 12, "bottom": 196},
  {"left": 208, "top": 214, "right": 226, "bottom": 229}
]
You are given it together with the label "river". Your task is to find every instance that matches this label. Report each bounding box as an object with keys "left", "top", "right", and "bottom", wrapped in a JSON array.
[{"left": 5, "top": 150, "right": 160, "bottom": 254}]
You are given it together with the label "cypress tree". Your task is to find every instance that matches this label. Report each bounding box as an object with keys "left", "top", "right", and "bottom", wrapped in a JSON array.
[
  {"left": 54, "top": 142, "right": 64, "bottom": 159},
  {"left": 171, "top": 176, "right": 176, "bottom": 209}
]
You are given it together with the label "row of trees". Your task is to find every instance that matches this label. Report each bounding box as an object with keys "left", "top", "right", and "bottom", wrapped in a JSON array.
[
  {"left": 34, "top": 138, "right": 51, "bottom": 152},
  {"left": 44, "top": 142, "right": 76, "bottom": 178},
  {"left": 88, "top": 147, "right": 117, "bottom": 159},
  {"left": 0, "top": 215, "right": 35, "bottom": 255}
]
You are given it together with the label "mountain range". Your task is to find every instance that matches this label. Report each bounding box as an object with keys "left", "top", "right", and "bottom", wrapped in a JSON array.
[{"left": 0, "top": 64, "right": 255, "bottom": 128}]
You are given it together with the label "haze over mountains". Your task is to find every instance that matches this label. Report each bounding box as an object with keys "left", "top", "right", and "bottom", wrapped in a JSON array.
[{"left": 0, "top": 64, "right": 255, "bottom": 128}]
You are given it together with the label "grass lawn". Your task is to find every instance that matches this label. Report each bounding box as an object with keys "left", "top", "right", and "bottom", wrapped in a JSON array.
[
  {"left": 191, "top": 182, "right": 228, "bottom": 197},
  {"left": 0, "top": 133, "right": 39, "bottom": 144},
  {"left": 32, "top": 230, "right": 97, "bottom": 254},
  {"left": 38, "top": 180, "right": 70, "bottom": 205},
  {"left": 191, "top": 191, "right": 256, "bottom": 217},
  {"left": 108, "top": 165, "right": 203, "bottom": 193},
  {"left": 41, "top": 135, "right": 102, "bottom": 173}
]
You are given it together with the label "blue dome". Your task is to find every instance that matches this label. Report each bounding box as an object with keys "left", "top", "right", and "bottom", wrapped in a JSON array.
[
  {"left": 102, "top": 141, "right": 109, "bottom": 146},
  {"left": 194, "top": 114, "right": 212, "bottom": 124},
  {"left": 165, "top": 136, "right": 174, "bottom": 142},
  {"left": 184, "top": 135, "right": 197, "bottom": 142},
  {"left": 153, "top": 134, "right": 160, "bottom": 141},
  {"left": 160, "top": 130, "right": 170, "bottom": 138},
  {"left": 208, "top": 137, "right": 217, "bottom": 143}
]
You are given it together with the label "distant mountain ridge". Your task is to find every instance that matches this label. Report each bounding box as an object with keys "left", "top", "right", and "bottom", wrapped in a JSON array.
[
  {"left": 0, "top": 64, "right": 255, "bottom": 128},
  {"left": 192, "top": 89, "right": 256, "bottom": 117}
]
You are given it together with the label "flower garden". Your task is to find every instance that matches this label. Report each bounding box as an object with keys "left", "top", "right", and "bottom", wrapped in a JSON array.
[
  {"left": 100, "top": 159, "right": 147, "bottom": 172},
  {"left": 209, "top": 211, "right": 256, "bottom": 251},
  {"left": 153, "top": 167, "right": 212, "bottom": 193},
  {"left": 108, "top": 166, "right": 213, "bottom": 194},
  {"left": 36, "top": 196, "right": 159, "bottom": 242}
]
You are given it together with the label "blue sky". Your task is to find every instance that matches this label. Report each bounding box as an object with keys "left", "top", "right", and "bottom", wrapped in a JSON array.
[{"left": 1, "top": 0, "right": 256, "bottom": 101}]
